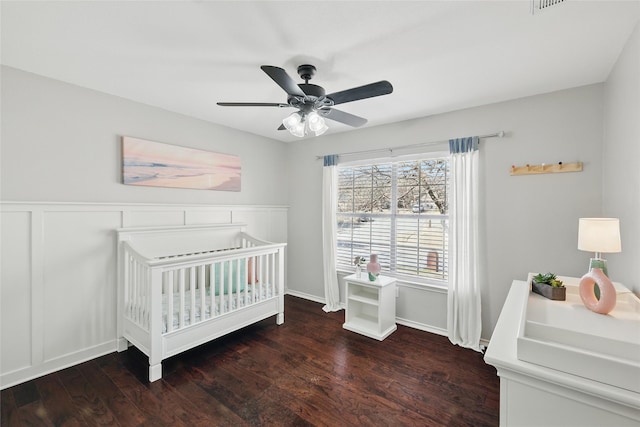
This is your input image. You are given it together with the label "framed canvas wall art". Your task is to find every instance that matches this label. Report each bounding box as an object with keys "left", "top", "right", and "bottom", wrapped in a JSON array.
[{"left": 122, "top": 136, "right": 241, "bottom": 191}]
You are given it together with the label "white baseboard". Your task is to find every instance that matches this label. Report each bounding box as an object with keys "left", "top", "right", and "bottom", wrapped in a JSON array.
[
  {"left": 285, "top": 288, "right": 327, "bottom": 305},
  {"left": 396, "top": 317, "right": 448, "bottom": 337},
  {"left": 1, "top": 341, "right": 116, "bottom": 390}
]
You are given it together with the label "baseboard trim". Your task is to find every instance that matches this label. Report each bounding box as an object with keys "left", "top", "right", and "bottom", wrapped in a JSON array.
[
  {"left": 396, "top": 317, "right": 447, "bottom": 337},
  {"left": 285, "top": 289, "right": 327, "bottom": 305},
  {"left": 1, "top": 341, "right": 116, "bottom": 390}
]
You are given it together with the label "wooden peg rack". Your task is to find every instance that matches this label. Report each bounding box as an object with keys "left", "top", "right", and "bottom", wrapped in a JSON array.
[{"left": 510, "top": 162, "right": 582, "bottom": 176}]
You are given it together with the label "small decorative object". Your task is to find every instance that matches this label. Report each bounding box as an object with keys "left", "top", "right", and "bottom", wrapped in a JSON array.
[
  {"left": 579, "top": 267, "right": 616, "bottom": 315},
  {"left": 353, "top": 256, "right": 366, "bottom": 279},
  {"left": 531, "top": 272, "right": 566, "bottom": 301},
  {"left": 367, "top": 254, "right": 381, "bottom": 281}
]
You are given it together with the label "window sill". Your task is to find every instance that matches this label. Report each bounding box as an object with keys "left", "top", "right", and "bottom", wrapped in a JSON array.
[{"left": 337, "top": 268, "right": 448, "bottom": 293}]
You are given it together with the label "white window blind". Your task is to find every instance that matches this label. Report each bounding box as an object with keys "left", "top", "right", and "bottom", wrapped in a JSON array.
[{"left": 336, "top": 156, "right": 449, "bottom": 283}]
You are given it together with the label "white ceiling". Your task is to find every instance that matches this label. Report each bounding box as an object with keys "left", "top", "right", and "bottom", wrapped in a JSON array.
[{"left": 2, "top": 1, "right": 639, "bottom": 142}]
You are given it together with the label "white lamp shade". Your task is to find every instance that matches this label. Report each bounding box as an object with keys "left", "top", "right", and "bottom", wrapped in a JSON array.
[
  {"left": 578, "top": 218, "right": 621, "bottom": 253},
  {"left": 282, "top": 112, "right": 302, "bottom": 131},
  {"left": 307, "top": 112, "right": 328, "bottom": 135}
]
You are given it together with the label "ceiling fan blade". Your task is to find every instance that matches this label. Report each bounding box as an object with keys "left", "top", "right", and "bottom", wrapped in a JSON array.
[
  {"left": 320, "top": 108, "right": 368, "bottom": 127},
  {"left": 217, "top": 102, "right": 290, "bottom": 107},
  {"left": 326, "top": 80, "right": 393, "bottom": 105},
  {"left": 261, "top": 65, "right": 306, "bottom": 97}
]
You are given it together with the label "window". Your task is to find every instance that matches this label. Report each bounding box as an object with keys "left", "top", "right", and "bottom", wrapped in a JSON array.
[{"left": 336, "top": 155, "right": 449, "bottom": 283}]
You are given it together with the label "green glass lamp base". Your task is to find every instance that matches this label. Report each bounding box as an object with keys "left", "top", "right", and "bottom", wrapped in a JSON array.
[{"left": 588, "top": 258, "right": 609, "bottom": 300}]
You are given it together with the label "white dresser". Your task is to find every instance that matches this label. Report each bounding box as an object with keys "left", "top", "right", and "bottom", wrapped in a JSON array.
[
  {"left": 343, "top": 273, "right": 397, "bottom": 341},
  {"left": 485, "top": 277, "right": 640, "bottom": 426}
]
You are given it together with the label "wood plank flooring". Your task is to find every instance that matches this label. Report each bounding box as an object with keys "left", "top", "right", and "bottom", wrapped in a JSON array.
[{"left": 1, "top": 296, "right": 499, "bottom": 426}]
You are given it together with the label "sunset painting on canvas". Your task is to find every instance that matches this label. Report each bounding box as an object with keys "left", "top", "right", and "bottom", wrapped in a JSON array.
[{"left": 122, "top": 137, "right": 241, "bottom": 191}]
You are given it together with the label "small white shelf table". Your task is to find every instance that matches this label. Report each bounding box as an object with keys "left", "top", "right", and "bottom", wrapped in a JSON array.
[{"left": 343, "top": 273, "right": 397, "bottom": 341}]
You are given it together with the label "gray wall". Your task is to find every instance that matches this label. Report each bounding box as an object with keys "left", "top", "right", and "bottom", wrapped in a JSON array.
[
  {"left": 1, "top": 66, "right": 288, "bottom": 205},
  {"left": 4, "top": 42, "right": 638, "bottom": 344},
  {"left": 603, "top": 22, "right": 640, "bottom": 294},
  {"left": 287, "top": 84, "right": 605, "bottom": 340}
]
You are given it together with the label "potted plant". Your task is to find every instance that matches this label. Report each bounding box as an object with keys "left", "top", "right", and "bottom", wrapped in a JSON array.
[
  {"left": 532, "top": 272, "right": 566, "bottom": 300},
  {"left": 353, "top": 256, "right": 366, "bottom": 279}
]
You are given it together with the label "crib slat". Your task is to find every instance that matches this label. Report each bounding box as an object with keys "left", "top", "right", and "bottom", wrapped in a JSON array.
[
  {"left": 258, "top": 254, "right": 264, "bottom": 301},
  {"left": 131, "top": 260, "right": 137, "bottom": 323},
  {"left": 124, "top": 253, "right": 130, "bottom": 318},
  {"left": 218, "top": 262, "right": 224, "bottom": 315},
  {"left": 227, "top": 260, "right": 232, "bottom": 311},
  {"left": 244, "top": 257, "right": 249, "bottom": 305},
  {"left": 143, "top": 263, "right": 149, "bottom": 327},
  {"left": 199, "top": 265, "right": 206, "bottom": 320},
  {"left": 179, "top": 269, "right": 185, "bottom": 329},
  {"left": 235, "top": 259, "right": 241, "bottom": 308},
  {"left": 126, "top": 255, "right": 133, "bottom": 318},
  {"left": 209, "top": 264, "right": 216, "bottom": 317},
  {"left": 189, "top": 267, "right": 196, "bottom": 326},
  {"left": 166, "top": 271, "right": 174, "bottom": 333},
  {"left": 135, "top": 261, "right": 142, "bottom": 324},
  {"left": 139, "top": 262, "right": 145, "bottom": 328},
  {"left": 270, "top": 252, "right": 276, "bottom": 297}
]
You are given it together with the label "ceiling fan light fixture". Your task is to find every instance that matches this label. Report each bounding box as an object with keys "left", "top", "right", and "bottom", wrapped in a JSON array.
[
  {"left": 282, "top": 111, "right": 328, "bottom": 138},
  {"left": 290, "top": 121, "right": 306, "bottom": 137},
  {"left": 307, "top": 112, "right": 328, "bottom": 136},
  {"left": 283, "top": 112, "right": 306, "bottom": 137},
  {"left": 282, "top": 112, "right": 302, "bottom": 131}
]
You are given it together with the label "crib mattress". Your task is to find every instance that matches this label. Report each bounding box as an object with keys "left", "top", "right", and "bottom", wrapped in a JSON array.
[{"left": 162, "top": 287, "right": 274, "bottom": 333}]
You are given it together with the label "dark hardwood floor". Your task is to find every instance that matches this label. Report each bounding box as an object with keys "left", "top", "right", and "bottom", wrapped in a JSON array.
[{"left": 1, "top": 296, "right": 499, "bottom": 426}]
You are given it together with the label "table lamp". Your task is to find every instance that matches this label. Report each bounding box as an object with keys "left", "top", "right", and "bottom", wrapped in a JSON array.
[
  {"left": 577, "top": 218, "right": 621, "bottom": 277},
  {"left": 577, "top": 218, "right": 621, "bottom": 314}
]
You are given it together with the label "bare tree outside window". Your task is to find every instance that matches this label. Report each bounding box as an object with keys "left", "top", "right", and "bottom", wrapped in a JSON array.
[{"left": 336, "top": 157, "right": 449, "bottom": 282}]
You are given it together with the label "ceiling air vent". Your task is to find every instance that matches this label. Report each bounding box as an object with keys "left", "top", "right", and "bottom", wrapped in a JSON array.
[{"left": 531, "top": 0, "right": 565, "bottom": 14}]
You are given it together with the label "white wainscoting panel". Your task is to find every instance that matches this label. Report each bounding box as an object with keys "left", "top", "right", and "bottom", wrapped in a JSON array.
[
  {"left": 233, "top": 207, "right": 288, "bottom": 243},
  {"left": 396, "top": 283, "right": 448, "bottom": 336},
  {"left": 185, "top": 209, "right": 232, "bottom": 225},
  {"left": 42, "top": 211, "right": 121, "bottom": 362},
  {"left": 1, "top": 211, "right": 32, "bottom": 374},
  {"left": 0, "top": 202, "right": 288, "bottom": 389},
  {"left": 127, "top": 210, "right": 186, "bottom": 227}
]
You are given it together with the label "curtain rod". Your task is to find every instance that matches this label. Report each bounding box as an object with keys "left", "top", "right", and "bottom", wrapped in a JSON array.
[{"left": 315, "top": 131, "right": 505, "bottom": 160}]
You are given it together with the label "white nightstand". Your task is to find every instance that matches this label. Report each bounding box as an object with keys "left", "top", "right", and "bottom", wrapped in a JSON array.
[{"left": 343, "top": 273, "right": 397, "bottom": 341}]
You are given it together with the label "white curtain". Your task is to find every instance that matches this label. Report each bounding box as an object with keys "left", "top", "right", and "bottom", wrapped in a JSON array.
[
  {"left": 322, "top": 155, "right": 341, "bottom": 312},
  {"left": 447, "top": 137, "right": 481, "bottom": 351}
]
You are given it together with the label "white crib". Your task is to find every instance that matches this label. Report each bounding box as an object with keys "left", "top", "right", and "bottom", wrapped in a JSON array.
[{"left": 116, "top": 224, "right": 286, "bottom": 382}]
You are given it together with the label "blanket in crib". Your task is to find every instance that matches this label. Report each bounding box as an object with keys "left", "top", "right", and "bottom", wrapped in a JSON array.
[{"left": 162, "top": 286, "right": 273, "bottom": 333}]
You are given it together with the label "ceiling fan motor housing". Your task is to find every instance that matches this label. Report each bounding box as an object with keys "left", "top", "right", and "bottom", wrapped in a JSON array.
[
  {"left": 297, "top": 64, "right": 316, "bottom": 82},
  {"left": 293, "top": 65, "right": 327, "bottom": 110}
]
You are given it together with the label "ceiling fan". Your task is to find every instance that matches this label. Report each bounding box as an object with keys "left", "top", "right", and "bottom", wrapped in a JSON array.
[{"left": 217, "top": 64, "right": 393, "bottom": 137}]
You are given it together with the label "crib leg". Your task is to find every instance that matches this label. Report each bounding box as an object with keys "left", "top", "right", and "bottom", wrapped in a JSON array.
[
  {"left": 116, "top": 337, "right": 129, "bottom": 352},
  {"left": 276, "top": 312, "right": 284, "bottom": 325},
  {"left": 149, "top": 363, "right": 162, "bottom": 382}
]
